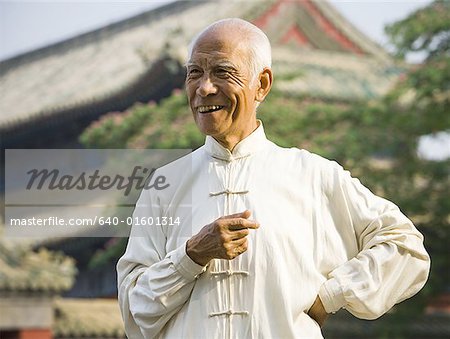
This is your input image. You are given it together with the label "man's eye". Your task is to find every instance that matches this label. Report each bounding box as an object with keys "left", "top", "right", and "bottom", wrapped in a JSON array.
[
  {"left": 216, "top": 69, "right": 230, "bottom": 77},
  {"left": 188, "top": 69, "right": 201, "bottom": 76}
]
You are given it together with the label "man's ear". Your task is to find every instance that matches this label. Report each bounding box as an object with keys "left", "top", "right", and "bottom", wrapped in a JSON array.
[{"left": 255, "top": 67, "right": 273, "bottom": 103}]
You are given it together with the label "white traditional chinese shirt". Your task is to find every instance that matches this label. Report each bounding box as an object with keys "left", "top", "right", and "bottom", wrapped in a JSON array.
[{"left": 117, "top": 122, "right": 430, "bottom": 339}]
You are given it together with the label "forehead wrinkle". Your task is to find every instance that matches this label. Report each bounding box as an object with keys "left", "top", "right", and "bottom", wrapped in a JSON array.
[
  {"left": 213, "top": 60, "right": 238, "bottom": 69},
  {"left": 186, "top": 57, "right": 238, "bottom": 70}
]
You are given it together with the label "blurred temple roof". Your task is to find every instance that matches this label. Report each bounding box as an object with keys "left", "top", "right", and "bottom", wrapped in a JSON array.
[
  {"left": 0, "top": 0, "right": 401, "bottom": 133},
  {"left": 0, "top": 240, "right": 76, "bottom": 293},
  {"left": 53, "top": 298, "right": 125, "bottom": 338}
]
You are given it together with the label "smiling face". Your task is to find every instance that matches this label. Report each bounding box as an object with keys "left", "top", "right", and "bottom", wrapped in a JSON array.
[{"left": 185, "top": 28, "right": 264, "bottom": 149}]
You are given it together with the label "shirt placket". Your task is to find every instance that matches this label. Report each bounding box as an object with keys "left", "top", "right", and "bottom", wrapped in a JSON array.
[{"left": 208, "top": 156, "right": 250, "bottom": 339}]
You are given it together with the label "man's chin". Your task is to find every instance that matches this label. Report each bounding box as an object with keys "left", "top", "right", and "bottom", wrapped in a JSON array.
[
  {"left": 199, "top": 127, "right": 222, "bottom": 137},
  {"left": 195, "top": 115, "right": 225, "bottom": 129},
  {"left": 195, "top": 122, "right": 223, "bottom": 137}
]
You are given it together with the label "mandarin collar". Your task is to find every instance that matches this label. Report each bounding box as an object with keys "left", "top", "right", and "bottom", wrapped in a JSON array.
[{"left": 204, "top": 120, "right": 267, "bottom": 161}]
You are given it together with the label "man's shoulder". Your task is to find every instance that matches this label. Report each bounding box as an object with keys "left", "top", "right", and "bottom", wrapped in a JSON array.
[
  {"left": 154, "top": 146, "right": 205, "bottom": 172},
  {"left": 267, "top": 142, "right": 338, "bottom": 171},
  {"left": 137, "top": 147, "right": 205, "bottom": 201}
]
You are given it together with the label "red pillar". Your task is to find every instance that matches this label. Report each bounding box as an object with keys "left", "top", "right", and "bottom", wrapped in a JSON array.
[{"left": 18, "top": 329, "right": 52, "bottom": 339}]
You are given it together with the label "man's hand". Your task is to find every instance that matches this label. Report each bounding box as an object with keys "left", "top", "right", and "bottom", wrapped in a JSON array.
[
  {"left": 308, "top": 296, "right": 329, "bottom": 327},
  {"left": 186, "top": 210, "right": 259, "bottom": 266}
]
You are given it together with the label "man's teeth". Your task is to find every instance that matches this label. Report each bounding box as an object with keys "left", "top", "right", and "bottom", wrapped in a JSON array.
[{"left": 198, "top": 105, "right": 223, "bottom": 113}]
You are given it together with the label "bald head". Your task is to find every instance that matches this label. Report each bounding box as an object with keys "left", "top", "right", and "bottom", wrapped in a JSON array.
[{"left": 188, "top": 18, "right": 272, "bottom": 82}]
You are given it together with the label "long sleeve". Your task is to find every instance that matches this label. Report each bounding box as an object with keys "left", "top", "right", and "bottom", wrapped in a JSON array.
[
  {"left": 117, "top": 188, "right": 206, "bottom": 339},
  {"left": 318, "top": 162, "right": 431, "bottom": 320}
]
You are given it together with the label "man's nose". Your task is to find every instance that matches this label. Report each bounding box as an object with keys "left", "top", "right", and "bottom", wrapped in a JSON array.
[{"left": 196, "top": 76, "right": 218, "bottom": 97}]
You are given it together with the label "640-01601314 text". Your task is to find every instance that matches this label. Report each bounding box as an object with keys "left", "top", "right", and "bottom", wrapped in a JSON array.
[{"left": 8, "top": 216, "right": 181, "bottom": 227}]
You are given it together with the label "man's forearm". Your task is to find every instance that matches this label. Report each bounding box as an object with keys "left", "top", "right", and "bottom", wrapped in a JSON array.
[
  {"left": 308, "top": 295, "right": 329, "bottom": 327},
  {"left": 119, "top": 242, "right": 206, "bottom": 337}
]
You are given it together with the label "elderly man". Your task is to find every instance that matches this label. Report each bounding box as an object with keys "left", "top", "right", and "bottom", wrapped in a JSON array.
[{"left": 117, "top": 18, "right": 430, "bottom": 338}]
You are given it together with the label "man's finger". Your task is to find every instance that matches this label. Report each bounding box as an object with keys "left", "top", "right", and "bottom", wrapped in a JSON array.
[
  {"left": 231, "top": 237, "right": 248, "bottom": 247},
  {"left": 231, "top": 237, "right": 249, "bottom": 256},
  {"left": 224, "top": 210, "right": 251, "bottom": 220},
  {"left": 230, "top": 228, "right": 250, "bottom": 240},
  {"left": 226, "top": 218, "right": 259, "bottom": 230}
]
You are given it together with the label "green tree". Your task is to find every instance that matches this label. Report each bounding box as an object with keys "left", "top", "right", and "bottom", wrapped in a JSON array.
[{"left": 380, "top": 0, "right": 450, "bottom": 325}]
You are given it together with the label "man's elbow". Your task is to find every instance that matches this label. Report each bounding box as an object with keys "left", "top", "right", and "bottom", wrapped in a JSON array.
[
  {"left": 346, "top": 300, "right": 393, "bottom": 320},
  {"left": 347, "top": 255, "right": 429, "bottom": 321},
  {"left": 403, "top": 252, "right": 431, "bottom": 299}
]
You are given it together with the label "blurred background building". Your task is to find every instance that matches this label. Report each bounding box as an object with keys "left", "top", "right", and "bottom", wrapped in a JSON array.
[{"left": 0, "top": 0, "right": 397, "bottom": 150}]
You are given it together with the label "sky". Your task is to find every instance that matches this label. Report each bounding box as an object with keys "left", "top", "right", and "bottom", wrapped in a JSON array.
[{"left": 0, "top": 0, "right": 433, "bottom": 61}]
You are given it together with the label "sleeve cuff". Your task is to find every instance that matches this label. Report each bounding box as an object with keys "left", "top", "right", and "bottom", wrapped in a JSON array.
[
  {"left": 170, "top": 242, "right": 208, "bottom": 280},
  {"left": 319, "top": 278, "right": 346, "bottom": 314}
]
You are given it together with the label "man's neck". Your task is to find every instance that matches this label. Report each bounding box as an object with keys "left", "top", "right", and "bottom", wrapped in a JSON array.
[
  {"left": 213, "top": 121, "right": 260, "bottom": 152},
  {"left": 215, "top": 136, "right": 243, "bottom": 152}
]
